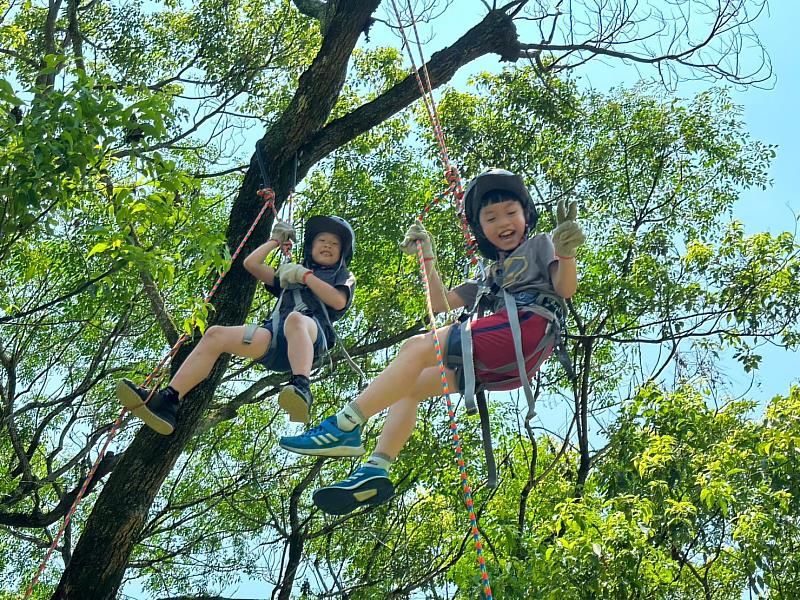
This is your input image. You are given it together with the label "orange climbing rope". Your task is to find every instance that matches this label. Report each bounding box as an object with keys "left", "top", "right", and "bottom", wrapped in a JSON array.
[
  {"left": 390, "top": 1, "right": 493, "bottom": 597},
  {"left": 23, "top": 187, "right": 285, "bottom": 599}
]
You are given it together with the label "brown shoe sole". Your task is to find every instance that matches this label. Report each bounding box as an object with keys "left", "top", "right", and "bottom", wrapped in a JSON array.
[{"left": 278, "top": 385, "right": 310, "bottom": 424}]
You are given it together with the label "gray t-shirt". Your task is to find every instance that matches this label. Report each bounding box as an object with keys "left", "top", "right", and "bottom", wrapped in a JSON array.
[{"left": 452, "top": 234, "right": 563, "bottom": 315}]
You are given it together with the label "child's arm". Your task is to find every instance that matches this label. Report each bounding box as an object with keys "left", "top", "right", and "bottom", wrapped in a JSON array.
[
  {"left": 304, "top": 274, "right": 349, "bottom": 311},
  {"left": 244, "top": 221, "right": 296, "bottom": 285},
  {"left": 550, "top": 258, "right": 578, "bottom": 299},
  {"left": 425, "top": 263, "right": 466, "bottom": 314},
  {"left": 273, "top": 263, "right": 350, "bottom": 311},
  {"left": 399, "top": 221, "right": 465, "bottom": 314},
  {"left": 243, "top": 239, "right": 282, "bottom": 285}
]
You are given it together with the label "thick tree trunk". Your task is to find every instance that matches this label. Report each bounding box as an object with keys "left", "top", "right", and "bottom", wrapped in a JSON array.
[
  {"left": 52, "top": 5, "right": 521, "bottom": 599},
  {"left": 52, "top": 4, "right": 379, "bottom": 598}
]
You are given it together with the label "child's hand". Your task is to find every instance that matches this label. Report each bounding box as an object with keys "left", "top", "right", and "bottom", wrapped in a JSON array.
[
  {"left": 399, "top": 221, "right": 437, "bottom": 262},
  {"left": 552, "top": 200, "right": 585, "bottom": 258},
  {"left": 276, "top": 262, "right": 311, "bottom": 288},
  {"left": 270, "top": 220, "right": 296, "bottom": 244}
]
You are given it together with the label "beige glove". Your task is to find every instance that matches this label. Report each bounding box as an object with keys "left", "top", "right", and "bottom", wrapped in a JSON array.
[
  {"left": 552, "top": 200, "right": 585, "bottom": 258},
  {"left": 270, "top": 220, "right": 296, "bottom": 245},
  {"left": 399, "top": 221, "right": 437, "bottom": 262},
  {"left": 276, "top": 262, "right": 311, "bottom": 288}
]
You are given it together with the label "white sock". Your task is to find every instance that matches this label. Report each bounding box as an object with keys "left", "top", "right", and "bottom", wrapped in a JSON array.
[
  {"left": 365, "top": 452, "right": 393, "bottom": 472},
  {"left": 335, "top": 401, "right": 366, "bottom": 432}
]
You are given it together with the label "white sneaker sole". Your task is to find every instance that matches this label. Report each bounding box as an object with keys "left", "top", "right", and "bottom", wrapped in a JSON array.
[
  {"left": 278, "top": 440, "right": 366, "bottom": 457},
  {"left": 116, "top": 380, "right": 175, "bottom": 435}
]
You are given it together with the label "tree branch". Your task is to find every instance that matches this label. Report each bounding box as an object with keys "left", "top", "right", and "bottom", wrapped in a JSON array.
[
  {"left": 302, "top": 8, "right": 519, "bottom": 168},
  {"left": 128, "top": 230, "right": 179, "bottom": 346},
  {"left": 0, "top": 452, "right": 120, "bottom": 527}
]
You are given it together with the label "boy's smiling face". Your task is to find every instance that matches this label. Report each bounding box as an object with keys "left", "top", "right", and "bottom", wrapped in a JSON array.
[
  {"left": 478, "top": 199, "right": 527, "bottom": 253},
  {"left": 310, "top": 232, "right": 342, "bottom": 266}
]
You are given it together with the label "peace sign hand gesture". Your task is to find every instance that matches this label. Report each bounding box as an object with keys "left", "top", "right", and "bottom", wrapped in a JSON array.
[{"left": 552, "top": 200, "right": 585, "bottom": 259}]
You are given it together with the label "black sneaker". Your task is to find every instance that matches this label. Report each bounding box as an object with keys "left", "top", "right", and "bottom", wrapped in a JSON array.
[
  {"left": 278, "top": 377, "right": 313, "bottom": 424},
  {"left": 116, "top": 379, "right": 179, "bottom": 435}
]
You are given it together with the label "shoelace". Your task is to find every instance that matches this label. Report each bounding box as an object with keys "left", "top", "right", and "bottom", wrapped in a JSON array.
[
  {"left": 304, "top": 424, "right": 328, "bottom": 436},
  {"left": 344, "top": 467, "right": 378, "bottom": 483},
  {"left": 306, "top": 419, "right": 341, "bottom": 437}
]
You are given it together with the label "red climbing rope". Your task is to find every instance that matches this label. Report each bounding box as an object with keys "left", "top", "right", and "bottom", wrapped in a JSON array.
[
  {"left": 23, "top": 187, "right": 282, "bottom": 599},
  {"left": 390, "top": 1, "right": 493, "bottom": 596},
  {"left": 388, "top": 2, "right": 479, "bottom": 267}
]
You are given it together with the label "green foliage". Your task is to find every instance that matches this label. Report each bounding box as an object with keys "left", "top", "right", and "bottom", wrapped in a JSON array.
[{"left": 1, "top": 6, "right": 799, "bottom": 599}]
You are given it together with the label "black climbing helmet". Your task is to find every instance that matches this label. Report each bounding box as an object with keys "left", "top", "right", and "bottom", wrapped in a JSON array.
[
  {"left": 463, "top": 168, "right": 538, "bottom": 260},
  {"left": 302, "top": 215, "right": 355, "bottom": 268}
]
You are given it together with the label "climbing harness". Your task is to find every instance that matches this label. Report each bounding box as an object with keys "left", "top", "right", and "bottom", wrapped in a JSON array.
[
  {"left": 457, "top": 169, "right": 577, "bottom": 487},
  {"left": 250, "top": 144, "right": 364, "bottom": 381}
]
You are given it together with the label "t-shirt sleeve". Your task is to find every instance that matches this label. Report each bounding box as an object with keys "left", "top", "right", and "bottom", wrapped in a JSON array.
[
  {"left": 326, "top": 272, "right": 356, "bottom": 321},
  {"left": 451, "top": 280, "right": 480, "bottom": 308},
  {"left": 339, "top": 272, "right": 356, "bottom": 311},
  {"left": 537, "top": 234, "right": 558, "bottom": 282}
]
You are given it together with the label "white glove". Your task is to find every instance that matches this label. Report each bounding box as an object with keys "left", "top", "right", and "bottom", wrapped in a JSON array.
[
  {"left": 399, "top": 221, "right": 436, "bottom": 262},
  {"left": 270, "top": 220, "right": 296, "bottom": 245},
  {"left": 552, "top": 200, "right": 585, "bottom": 258},
  {"left": 276, "top": 262, "right": 311, "bottom": 288}
]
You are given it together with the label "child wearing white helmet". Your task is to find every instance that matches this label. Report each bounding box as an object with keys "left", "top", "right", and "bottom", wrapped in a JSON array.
[
  {"left": 280, "top": 169, "right": 584, "bottom": 516},
  {"left": 116, "top": 215, "right": 356, "bottom": 436}
]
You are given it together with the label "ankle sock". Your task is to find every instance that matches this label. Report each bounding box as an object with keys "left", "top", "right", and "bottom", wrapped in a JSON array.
[
  {"left": 335, "top": 401, "right": 366, "bottom": 432},
  {"left": 164, "top": 386, "right": 180, "bottom": 402},
  {"left": 289, "top": 374, "right": 310, "bottom": 390},
  {"left": 365, "top": 452, "right": 393, "bottom": 472}
]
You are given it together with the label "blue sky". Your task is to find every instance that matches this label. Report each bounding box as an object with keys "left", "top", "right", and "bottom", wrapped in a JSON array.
[
  {"left": 734, "top": 1, "right": 800, "bottom": 381},
  {"left": 674, "top": 2, "right": 800, "bottom": 400}
]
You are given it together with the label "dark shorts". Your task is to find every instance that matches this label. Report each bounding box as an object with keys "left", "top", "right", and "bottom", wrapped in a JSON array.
[
  {"left": 444, "top": 310, "right": 553, "bottom": 393},
  {"left": 256, "top": 314, "right": 328, "bottom": 373}
]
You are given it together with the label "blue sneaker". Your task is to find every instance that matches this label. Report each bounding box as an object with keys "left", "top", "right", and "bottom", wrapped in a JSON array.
[
  {"left": 279, "top": 416, "right": 365, "bottom": 457},
  {"left": 313, "top": 466, "right": 394, "bottom": 515}
]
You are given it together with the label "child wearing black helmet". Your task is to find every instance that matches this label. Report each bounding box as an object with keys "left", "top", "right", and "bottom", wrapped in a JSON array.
[
  {"left": 116, "top": 216, "right": 357, "bottom": 436},
  {"left": 280, "top": 169, "right": 584, "bottom": 516}
]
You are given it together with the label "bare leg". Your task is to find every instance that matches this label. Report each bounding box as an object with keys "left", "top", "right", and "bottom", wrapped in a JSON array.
[
  {"left": 169, "top": 325, "right": 271, "bottom": 397},
  {"left": 353, "top": 324, "right": 455, "bottom": 419},
  {"left": 373, "top": 366, "right": 458, "bottom": 459},
  {"left": 282, "top": 312, "right": 318, "bottom": 376}
]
